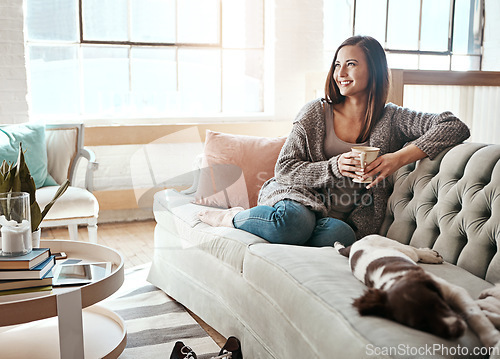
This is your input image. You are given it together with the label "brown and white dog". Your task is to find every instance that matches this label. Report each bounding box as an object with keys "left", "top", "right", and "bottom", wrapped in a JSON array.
[{"left": 335, "top": 235, "right": 500, "bottom": 347}]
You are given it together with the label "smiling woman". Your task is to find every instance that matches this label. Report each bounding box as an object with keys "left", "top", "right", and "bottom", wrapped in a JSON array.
[
  {"left": 198, "top": 35, "right": 470, "bottom": 247},
  {"left": 334, "top": 46, "right": 369, "bottom": 100},
  {"left": 325, "top": 36, "right": 389, "bottom": 144}
]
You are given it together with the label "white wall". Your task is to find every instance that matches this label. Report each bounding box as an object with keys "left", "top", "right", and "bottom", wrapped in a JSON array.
[
  {"left": 273, "top": 0, "right": 325, "bottom": 121},
  {"left": 0, "top": 0, "right": 29, "bottom": 124}
]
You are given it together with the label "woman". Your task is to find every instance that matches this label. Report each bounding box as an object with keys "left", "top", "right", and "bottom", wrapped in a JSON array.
[{"left": 199, "top": 35, "right": 470, "bottom": 247}]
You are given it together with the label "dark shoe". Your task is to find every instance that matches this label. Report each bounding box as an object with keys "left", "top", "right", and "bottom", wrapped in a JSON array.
[
  {"left": 170, "top": 341, "right": 198, "bottom": 359},
  {"left": 218, "top": 336, "right": 243, "bottom": 359}
]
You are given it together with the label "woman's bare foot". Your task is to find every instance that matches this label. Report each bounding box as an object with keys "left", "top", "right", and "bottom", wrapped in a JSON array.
[{"left": 198, "top": 207, "right": 244, "bottom": 227}]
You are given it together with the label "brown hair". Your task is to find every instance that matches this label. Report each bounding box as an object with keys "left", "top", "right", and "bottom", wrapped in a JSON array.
[{"left": 324, "top": 36, "right": 389, "bottom": 143}]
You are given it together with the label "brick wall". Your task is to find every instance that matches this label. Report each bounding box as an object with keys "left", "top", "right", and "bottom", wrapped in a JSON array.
[{"left": 0, "top": 0, "right": 29, "bottom": 124}]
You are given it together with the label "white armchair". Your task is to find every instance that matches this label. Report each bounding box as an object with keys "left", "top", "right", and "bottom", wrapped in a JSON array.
[{"left": 37, "top": 124, "right": 99, "bottom": 243}]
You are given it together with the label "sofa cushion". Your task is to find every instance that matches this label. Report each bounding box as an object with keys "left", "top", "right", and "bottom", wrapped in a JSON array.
[
  {"left": 380, "top": 143, "right": 500, "bottom": 283},
  {"left": 154, "top": 189, "right": 267, "bottom": 273},
  {"left": 193, "top": 130, "right": 286, "bottom": 209},
  {"left": 0, "top": 123, "right": 57, "bottom": 188},
  {"left": 243, "top": 243, "right": 492, "bottom": 358},
  {"left": 37, "top": 186, "right": 99, "bottom": 219}
]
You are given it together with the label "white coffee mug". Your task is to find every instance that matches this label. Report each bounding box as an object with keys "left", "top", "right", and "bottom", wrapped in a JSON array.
[{"left": 351, "top": 146, "right": 380, "bottom": 183}]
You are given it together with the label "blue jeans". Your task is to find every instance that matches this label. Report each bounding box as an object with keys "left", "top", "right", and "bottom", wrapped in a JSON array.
[{"left": 232, "top": 200, "right": 356, "bottom": 247}]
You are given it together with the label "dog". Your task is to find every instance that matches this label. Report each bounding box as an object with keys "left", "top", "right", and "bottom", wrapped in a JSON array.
[{"left": 334, "top": 235, "right": 500, "bottom": 347}]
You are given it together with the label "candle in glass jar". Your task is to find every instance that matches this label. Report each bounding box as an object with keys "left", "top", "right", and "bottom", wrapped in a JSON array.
[{"left": 1, "top": 219, "right": 31, "bottom": 256}]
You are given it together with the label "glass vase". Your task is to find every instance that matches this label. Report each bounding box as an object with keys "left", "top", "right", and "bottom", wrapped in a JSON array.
[{"left": 0, "top": 192, "right": 32, "bottom": 256}]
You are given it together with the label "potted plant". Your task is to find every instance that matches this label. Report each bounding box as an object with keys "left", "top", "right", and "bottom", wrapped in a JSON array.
[{"left": 0, "top": 143, "right": 69, "bottom": 237}]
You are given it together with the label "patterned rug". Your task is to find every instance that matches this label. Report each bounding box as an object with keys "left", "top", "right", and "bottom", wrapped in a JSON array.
[{"left": 101, "top": 263, "right": 221, "bottom": 358}]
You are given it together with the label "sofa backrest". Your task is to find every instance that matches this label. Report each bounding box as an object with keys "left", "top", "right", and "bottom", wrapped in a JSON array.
[{"left": 380, "top": 142, "right": 500, "bottom": 283}]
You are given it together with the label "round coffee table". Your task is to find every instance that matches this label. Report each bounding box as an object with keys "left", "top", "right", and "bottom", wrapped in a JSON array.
[{"left": 0, "top": 240, "right": 126, "bottom": 359}]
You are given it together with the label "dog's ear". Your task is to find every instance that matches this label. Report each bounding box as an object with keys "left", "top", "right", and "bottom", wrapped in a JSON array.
[
  {"left": 338, "top": 246, "right": 351, "bottom": 258},
  {"left": 353, "top": 288, "right": 388, "bottom": 317},
  {"left": 424, "top": 277, "right": 444, "bottom": 298}
]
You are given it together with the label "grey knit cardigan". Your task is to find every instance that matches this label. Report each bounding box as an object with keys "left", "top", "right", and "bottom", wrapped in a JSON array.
[{"left": 258, "top": 99, "right": 471, "bottom": 239}]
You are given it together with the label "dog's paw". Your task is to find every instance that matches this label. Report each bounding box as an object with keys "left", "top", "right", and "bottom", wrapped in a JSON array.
[
  {"left": 334, "top": 241, "right": 345, "bottom": 252},
  {"left": 482, "top": 310, "right": 500, "bottom": 329},
  {"left": 417, "top": 248, "right": 444, "bottom": 264},
  {"left": 479, "top": 285, "right": 500, "bottom": 300},
  {"left": 477, "top": 296, "right": 500, "bottom": 313}
]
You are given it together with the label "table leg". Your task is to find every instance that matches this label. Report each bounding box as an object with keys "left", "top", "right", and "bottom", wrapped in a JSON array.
[{"left": 56, "top": 288, "right": 84, "bottom": 359}]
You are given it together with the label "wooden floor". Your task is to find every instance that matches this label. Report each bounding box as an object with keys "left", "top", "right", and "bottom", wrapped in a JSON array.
[
  {"left": 42, "top": 220, "right": 226, "bottom": 348},
  {"left": 43, "top": 220, "right": 156, "bottom": 270}
]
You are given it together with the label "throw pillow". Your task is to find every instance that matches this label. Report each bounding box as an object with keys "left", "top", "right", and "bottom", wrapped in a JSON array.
[
  {"left": 0, "top": 123, "right": 57, "bottom": 188},
  {"left": 194, "top": 130, "right": 286, "bottom": 209}
]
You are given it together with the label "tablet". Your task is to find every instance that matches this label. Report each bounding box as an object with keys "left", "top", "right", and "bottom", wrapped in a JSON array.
[{"left": 53, "top": 262, "right": 112, "bottom": 286}]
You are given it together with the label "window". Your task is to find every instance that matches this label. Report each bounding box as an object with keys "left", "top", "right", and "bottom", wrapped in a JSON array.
[
  {"left": 324, "top": 0, "right": 484, "bottom": 71},
  {"left": 25, "top": 0, "right": 266, "bottom": 119}
]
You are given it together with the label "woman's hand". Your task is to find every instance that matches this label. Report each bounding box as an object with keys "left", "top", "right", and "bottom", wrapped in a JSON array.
[
  {"left": 362, "top": 152, "right": 404, "bottom": 189},
  {"left": 363, "top": 145, "right": 427, "bottom": 189},
  {"left": 337, "top": 151, "right": 363, "bottom": 179}
]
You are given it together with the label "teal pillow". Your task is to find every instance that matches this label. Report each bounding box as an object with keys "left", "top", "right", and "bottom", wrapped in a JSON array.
[{"left": 0, "top": 123, "right": 57, "bottom": 189}]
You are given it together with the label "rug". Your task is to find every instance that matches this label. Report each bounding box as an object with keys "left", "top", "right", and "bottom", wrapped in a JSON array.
[{"left": 101, "top": 263, "right": 221, "bottom": 359}]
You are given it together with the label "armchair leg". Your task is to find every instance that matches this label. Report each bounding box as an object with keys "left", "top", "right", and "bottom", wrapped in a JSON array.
[
  {"left": 68, "top": 224, "right": 79, "bottom": 241},
  {"left": 88, "top": 218, "right": 98, "bottom": 244}
]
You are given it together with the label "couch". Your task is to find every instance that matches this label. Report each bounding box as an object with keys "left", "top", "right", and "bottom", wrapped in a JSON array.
[{"left": 148, "top": 142, "right": 500, "bottom": 358}]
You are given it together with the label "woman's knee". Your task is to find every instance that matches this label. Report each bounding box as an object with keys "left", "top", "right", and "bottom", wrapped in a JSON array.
[
  {"left": 328, "top": 218, "right": 356, "bottom": 246},
  {"left": 267, "top": 201, "right": 316, "bottom": 245}
]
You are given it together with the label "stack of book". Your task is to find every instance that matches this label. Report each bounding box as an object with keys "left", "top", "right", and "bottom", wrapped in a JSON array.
[{"left": 0, "top": 248, "right": 56, "bottom": 296}]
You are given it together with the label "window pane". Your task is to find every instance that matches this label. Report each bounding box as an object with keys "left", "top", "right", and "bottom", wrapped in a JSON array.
[
  {"left": 419, "top": 55, "right": 450, "bottom": 70},
  {"left": 26, "top": 0, "right": 78, "bottom": 42},
  {"left": 178, "top": 49, "right": 221, "bottom": 113},
  {"left": 130, "top": 0, "right": 176, "bottom": 43},
  {"left": 324, "top": 0, "right": 353, "bottom": 51},
  {"left": 223, "top": 50, "right": 263, "bottom": 112},
  {"left": 83, "top": 0, "right": 128, "bottom": 41},
  {"left": 451, "top": 55, "right": 480, "bottom": 71},
  {"left": 387, "top": 0, "right": 420, "bottom": 50},
  {"left": 354, "top": 0, "right": 386, "bottom": 45},
  {"left": 130, "top": 47, "right": 177, "bottom": 113},
  {"left": 386, "top": 53, "right": 419, "bottom": 69},
  {"left": 82, "top": 46, "right": 129, "bottom": 115},
  {"left": 178, "top": 0, "right": 219, "bottom": 44},
  {"left": 28, "top": 45, "right": 80, "bottom": 114},
  {"left": 420, "top": 0, "right": 450, "bottom": 52},
  {"left": 453, "top": 0, "right": 482, "bottom": 55},
  {"left": 222, "top": 0, "right": 263, "bottom": 48}
]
